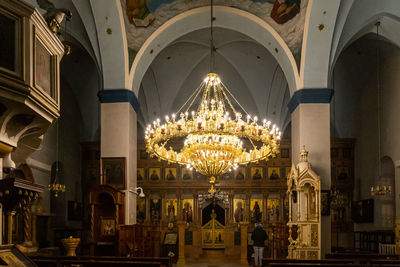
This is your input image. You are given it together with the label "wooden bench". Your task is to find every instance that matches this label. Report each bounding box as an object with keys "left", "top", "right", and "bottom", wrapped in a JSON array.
[
  {"left": 326, "top": 253, "right": 399, "bottom": 260},
  {"left": 267, "top": 264, "right": 363, "bottom": 267},
  {"left": 262, "top": 258, "right": 355, "bottom": 267},
  {"left": 262, "top": 257, "right": 400, "bottom": 267},
  {"left": 29, "top": 255, "right": 170, "bottom": 267},
  {"left": 32, "top": 259, "right": 161, "bottom": 266}
]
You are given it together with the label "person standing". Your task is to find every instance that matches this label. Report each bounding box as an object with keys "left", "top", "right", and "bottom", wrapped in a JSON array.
[{"left": 251, "top": 223, "right": 268, "bottom": 267}]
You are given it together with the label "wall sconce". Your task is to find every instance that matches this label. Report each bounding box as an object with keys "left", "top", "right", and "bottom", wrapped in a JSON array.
[{"left": 129, "top": 187, "right": 145, "bottom": 198}]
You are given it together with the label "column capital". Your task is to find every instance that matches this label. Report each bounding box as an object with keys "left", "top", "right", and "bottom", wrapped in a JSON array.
[
  {"left": 98, "top": 89, "right": 140, "bottom": 113},
  {"left": 288, "top": 88, "right": 333, "bottom": 113}
]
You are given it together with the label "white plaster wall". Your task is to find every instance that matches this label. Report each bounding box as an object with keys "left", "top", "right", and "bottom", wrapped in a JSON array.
[
  {"left": 101, "top": 102, "right": 137, "bottom": 224},
  {"left": 28, "top": 79, "right": 84, "bottom": 233},
  {"left": 333, "top": 37, "right": 400, "bottom": 231},
  {"left": 291, "top": 103, "right": 331, "bottom": 256},
  {"left": 60, "top": 43, "right": 101, "bottom": 142}
]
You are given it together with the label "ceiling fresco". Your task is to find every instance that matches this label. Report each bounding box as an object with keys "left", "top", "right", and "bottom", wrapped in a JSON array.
[{"left": 122, "top": 0, "right": 307, "bottom": 56}]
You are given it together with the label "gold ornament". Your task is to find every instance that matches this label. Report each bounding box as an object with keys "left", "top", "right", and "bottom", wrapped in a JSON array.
[{"left": 145, "top": 73, "right": 280, "bottom": 179}]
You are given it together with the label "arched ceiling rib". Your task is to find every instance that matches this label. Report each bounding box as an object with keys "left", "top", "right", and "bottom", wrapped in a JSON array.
[{"left": 138, "top": 27, "right": 291, "bottom": 134}]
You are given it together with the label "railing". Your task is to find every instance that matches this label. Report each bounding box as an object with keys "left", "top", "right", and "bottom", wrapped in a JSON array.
[{"left": 379, "top": 243, "right": 396, "bottom": 255}]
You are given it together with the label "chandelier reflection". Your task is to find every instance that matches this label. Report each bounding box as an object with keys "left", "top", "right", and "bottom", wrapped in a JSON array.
[{"left": 145, "top": 73, "right": 280, "bottom": 180}]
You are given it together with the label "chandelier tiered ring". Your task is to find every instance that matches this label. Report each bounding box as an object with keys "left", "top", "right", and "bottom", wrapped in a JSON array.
[{"left": 145, "top": 73, "right": 281, "bottom": 180}]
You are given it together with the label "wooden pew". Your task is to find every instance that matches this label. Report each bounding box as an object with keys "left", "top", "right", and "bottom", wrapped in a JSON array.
[
  {"left": 326, "top": 253, "right": 399, "bottom": 261},
  {"left": 267, "top": 264, "right": 363, "bottom": 267},
  {"left": 32, "top": 259, "right": 161, "bottom": 267},
  {"left": 29, "top": 255, "right": 170, "bottom": 267},
  {"left": 325, "top": 253, "right": 400, "bottom": 267},
  {"left": 262, "top": 258, "right": 355, "bottom": 267},
  {"left": 262, "top": 258, "right": 400, "bottom": 267}
]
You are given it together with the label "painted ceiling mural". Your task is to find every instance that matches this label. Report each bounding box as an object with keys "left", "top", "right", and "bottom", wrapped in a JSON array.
[{"left": 122, "top": 0, "right": 307, "bottom": 57}]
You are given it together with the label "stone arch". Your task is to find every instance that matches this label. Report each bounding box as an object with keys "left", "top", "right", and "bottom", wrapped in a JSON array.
[
  {"left": 129, "top": 6, "right": 300, "bottom": 97},
  {"left": 329, "top": 13, "right": 400, "bottom": 86}
]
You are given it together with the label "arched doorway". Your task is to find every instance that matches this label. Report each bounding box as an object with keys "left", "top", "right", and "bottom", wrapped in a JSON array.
[{"left": 201, "top": 203, "right": 226, "bottom": 249}]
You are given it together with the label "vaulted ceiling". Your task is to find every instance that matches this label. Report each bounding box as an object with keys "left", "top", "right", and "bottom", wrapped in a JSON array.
[
  {"left": 137, "top": 27, "right": 291, "bottom": 137},
  {"left": 21, "top": 0, "right": 400, "bottom": 141}
]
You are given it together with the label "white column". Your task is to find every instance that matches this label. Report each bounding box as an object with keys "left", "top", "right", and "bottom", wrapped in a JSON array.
[
  {"left": 0, "top": 157, "right": 2, "bottom": 244},
  {"left": 291, "top": 103, "right": 331, "bottom": 257},
  {"left": 101, "top": 102, "right": 137, "bottom": 224}
]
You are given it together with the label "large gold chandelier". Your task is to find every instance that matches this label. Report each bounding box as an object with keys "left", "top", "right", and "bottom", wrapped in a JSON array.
[{"left": 145, "top": 73, "right": 281, "bottom": 180}]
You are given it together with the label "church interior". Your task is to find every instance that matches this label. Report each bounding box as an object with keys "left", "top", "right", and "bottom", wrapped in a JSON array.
[{"left": 0, "top": 0, "right": 399, "bottom": 266}]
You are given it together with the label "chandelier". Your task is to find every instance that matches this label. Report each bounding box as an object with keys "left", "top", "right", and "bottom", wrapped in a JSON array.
[
  {"left": 48, "top": 119, "right": 66, "bottom": 198},
  {"left": 145, "top": 73, "right": 281, "bottom": 179},
  {"left": 48, "top": 182, "right": 66, "bottom": 198},
  {"left": 144, "top": 0, "right": 280, "bottom": 181},
  {"left": 370, "top": 185, "right": 391, "bottom": 196},
  {"left": 198, "top": 177, "right": 230, "bottom": 207}
]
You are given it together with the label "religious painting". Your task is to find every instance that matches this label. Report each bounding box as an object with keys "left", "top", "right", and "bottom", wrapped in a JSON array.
[
  {"left": 280, "top": 148, "right": 289, "bottom": 158},
  {"left": 221, "top": 172, "right": 231, "bottom": 180},
  {"left": 35, "top": 36, "right": 53, "bottom": 97},
  {"left": 182, "top": 168, "right": 193, "bottom": 181},
  {"left": 235, "top": 167, "right": 246, "bottom": 180},
  {"left": 67, "top": 201, "right": 82, "bottom": 221},
  {"left": 137, "top": 168, "right": 145, "bottom": 181},
  {"left": 336, "top": 167, "right": 349, "bottom": 180},
  {"left": 137, "top": 197, "right": 146, "bottom": 222},
  {"left": 194, "top": 170, "right": 205, "bottom": 180},
  {"left": 251, "top": 167, "right": 263, "bottom": 180},
  {"left": 182, "top": 199, "right": 193, "bottom": 223},
  {"left": 270, "top": 0, "right": 301, "bottom": 24},
  {"left": 100, "top": 217, "right": 116, "bottom": 236},
  {"left": 149, "top": 167, "right": 161, "bottom": 181},
  {"left": 164, "top": 233, "right": 177, "bottom": 245},
  {"left": 268, "top": 167, "right": 281, "bottom": 180},
  {"left": 101, "top": 157, "right": 126, "bottom": 190},
  {"left": 352, "top": 199, "right": 374, "bottom": 223},
  {"left": 233, "top": 199, "right": 245, "bottom": 223},
  {"left": 250, "top": 199, "right": 263, "bottom": 223},
  {"left": 321, "top": 190, "right": 330, "bottom": 216},
  {"left": 0, "top": 13, "right": 16, "bottom": 72},
  {"left": 150, "top": 197, "right": 161, "bottom": 222},
  {"left": 126, "top": 0, "right": 155, "bottom": 27},
  {"left": 267, "top": 199, "right": 280, "bottom": 223},
  {"left": 139, "top": 149, "right": 148, "bottom": 159},
  {"left": 166, "top": 199, "right": 177, "bottom": 221},
  {"left": 165, "top": 167, "right": 177, "bottom": 181},
  {"left": 0, "top": 251, "right": 25, "bottom": 266}
]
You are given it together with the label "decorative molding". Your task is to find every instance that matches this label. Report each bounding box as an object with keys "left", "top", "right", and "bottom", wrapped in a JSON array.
[
  {"left": 26, "top": 157, "right": 51, "bottom": 173},
  {"left": 288, "top": 88, "right": 333, "bottom": 113},
  {"left": 98, "top": 89, "right": 139, "bottom": 113}
]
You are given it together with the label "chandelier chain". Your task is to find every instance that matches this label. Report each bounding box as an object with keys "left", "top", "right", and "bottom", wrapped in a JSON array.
[
  {"left": 186, "top": 84, "right": 204, "bottom": 114},
  {"left": 176, "top": 83, "right": 203, "bottom": 115},
  {"left": 210, "top": 0, "right": 214, "bottom": 73},
  {"left": 221, "top": 82, "right": 250, "bottom": 117},
  {"left": 376, "top": 21, "right": 381, "bottom": 177}
]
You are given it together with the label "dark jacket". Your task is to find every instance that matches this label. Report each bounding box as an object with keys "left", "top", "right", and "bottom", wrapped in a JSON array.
[{"left": 251, "top": 226, "right": 268, "bottom": 247}]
